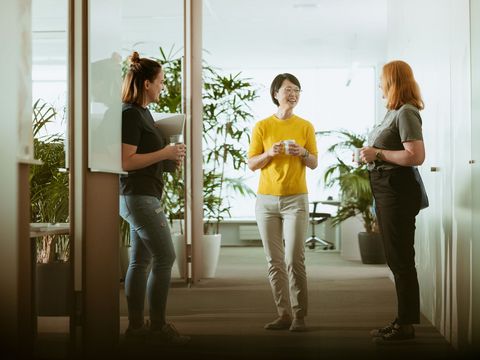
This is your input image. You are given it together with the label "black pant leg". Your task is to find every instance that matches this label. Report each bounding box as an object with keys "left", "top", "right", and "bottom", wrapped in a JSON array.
[{"left": 370, "top": 168, "right": 422, "bottom": 324}]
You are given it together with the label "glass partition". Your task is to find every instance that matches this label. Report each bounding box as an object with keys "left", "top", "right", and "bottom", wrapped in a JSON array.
[
  {"left": 119, "top": 0, "right": 184, "bottom": 276},
  {"left": 88, "top": 0, "right": 123, "bottom": 172},
  {"left": 31, "top": 0, "right": 70, "bottom": 355}
]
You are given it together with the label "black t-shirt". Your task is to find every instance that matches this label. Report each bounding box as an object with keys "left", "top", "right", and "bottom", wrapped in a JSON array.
[{"left": 120, "top": 103, "right": 175, "bottom": 198}]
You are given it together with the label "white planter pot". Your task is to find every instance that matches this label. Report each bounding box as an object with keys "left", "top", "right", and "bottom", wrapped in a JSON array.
[
  {"left": 172, "top": 233, "right": 186, "bottom": 278},
  {"left": 340, "top": 216, "right": 363, "bottom": 261},
  {"left": 202, "top": 234, "right": 221, "bottom": 278}
]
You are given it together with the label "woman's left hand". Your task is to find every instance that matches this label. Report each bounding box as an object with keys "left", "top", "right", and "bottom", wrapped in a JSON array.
[
  {"left": 287, "top": 143, "right": 305, "bottom": 157},
  {"left": 360, "top": 147, "right": 378, "bottom": 163}
]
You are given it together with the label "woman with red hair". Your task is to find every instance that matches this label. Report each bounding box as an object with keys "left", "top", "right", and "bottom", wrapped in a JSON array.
[{"left": 358, "top": 60, "right": 425, "bottom": 344}]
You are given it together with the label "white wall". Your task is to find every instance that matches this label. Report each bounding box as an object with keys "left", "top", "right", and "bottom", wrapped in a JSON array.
[
  {"left": 387, "top": 0, "right": 472, "bottom": 349},
  {"left": 470, "top": 0, "right": 480, "bottom": 349}
]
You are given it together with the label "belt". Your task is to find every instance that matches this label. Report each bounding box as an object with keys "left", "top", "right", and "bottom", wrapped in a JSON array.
[{"left": 369, "top": 166, "right": 412, "bottom": 174}]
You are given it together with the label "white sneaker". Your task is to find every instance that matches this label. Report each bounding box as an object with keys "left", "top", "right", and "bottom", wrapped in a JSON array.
[{"left": 147, "top": 323, "right": 190, "bottom": 345}]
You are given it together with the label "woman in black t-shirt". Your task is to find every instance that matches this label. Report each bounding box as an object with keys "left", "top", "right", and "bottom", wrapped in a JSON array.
[
  {"left": 119, "top": 51, "right": 188, "bottom": 344},
  {"left": 358, "top": 60, "right": 425, "bottom": 344}
]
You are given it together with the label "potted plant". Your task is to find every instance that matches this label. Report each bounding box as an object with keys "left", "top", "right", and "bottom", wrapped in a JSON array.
[
  {"left": 30, "top": 99, "right": 71, "bottom": 315},
  {"left": 148, "top": 46, "right": 257, "bottom": 277},
  {"left": 318, "top": 129, "right": 385, "bottom": 264},
  {"left": 199, "top": 66, "right": 257, "bottom": 276}
]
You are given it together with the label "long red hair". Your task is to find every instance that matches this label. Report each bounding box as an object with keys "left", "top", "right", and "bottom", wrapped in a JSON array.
[{"left": 382, "top": 60, "right": 424, "bottom": 110}]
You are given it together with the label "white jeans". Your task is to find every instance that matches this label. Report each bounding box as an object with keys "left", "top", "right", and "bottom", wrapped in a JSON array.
[{"left": 255, "top": 194, "right": 309, "bottom": 319}]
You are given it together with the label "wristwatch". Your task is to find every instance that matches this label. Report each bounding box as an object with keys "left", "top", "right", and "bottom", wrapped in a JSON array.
[
  {"left": 302, "top": 149, "right": 309, "bottom": 159},
  {"left": 375, "top": 149, "right": 383, "bottom": 161}
]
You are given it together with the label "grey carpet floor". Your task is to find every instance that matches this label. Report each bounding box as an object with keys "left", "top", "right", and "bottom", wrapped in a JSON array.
[
  {"left": 115, "top": 247, "right": 463, "bottom": 360},
  {"left": 36, "top": 247, "right": 472, "bottom": 359}
]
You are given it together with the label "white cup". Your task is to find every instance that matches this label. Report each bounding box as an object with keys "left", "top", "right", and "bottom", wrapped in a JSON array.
[
  {"left": 354, "top": 147, "right": 361, "bottom": 163},
  {"left": 282, "top": 139, "right": 295, "bottom": 155},
  {"left": 169, "top": 134, "right": 183, "bottom": 145}
]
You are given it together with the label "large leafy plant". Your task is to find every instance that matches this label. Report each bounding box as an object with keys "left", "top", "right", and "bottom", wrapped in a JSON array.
[
  {"left": 147, "top": 46, "right": 257, "bottom": 235},
  {"left": 30, "top": 99, "right": 70, "bottom": 262},
  {"left": 318, "top": 129, "right": 377, "bottom": 233}
]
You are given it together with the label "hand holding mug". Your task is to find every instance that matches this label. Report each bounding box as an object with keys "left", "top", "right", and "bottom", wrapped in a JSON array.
[
  {"left": 164, "top": 142, "right": 186, "bottom": 161},
  {"left": 267, "top": 141, "right": 283, "bottom": 157}
]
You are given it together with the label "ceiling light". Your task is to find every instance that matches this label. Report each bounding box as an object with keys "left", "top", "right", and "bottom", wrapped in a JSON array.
[{"left": 293, "top": 3, "right": 318, "bottom": 9}]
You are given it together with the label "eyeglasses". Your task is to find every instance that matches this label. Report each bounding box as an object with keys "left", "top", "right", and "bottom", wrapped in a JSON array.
[{"left": 280, "top": 87, "right": 301, "bottom": 95}]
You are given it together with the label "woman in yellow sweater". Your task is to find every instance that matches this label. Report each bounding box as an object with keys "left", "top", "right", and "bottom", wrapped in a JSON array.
[{"left": 248, "top": 73, "right": 318, "bottom": 332}]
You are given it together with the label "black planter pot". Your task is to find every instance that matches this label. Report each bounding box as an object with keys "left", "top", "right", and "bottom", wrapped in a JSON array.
[
  {"left": 358, "top": 232, "right": 386, "bottom": 264},
  {"left": 36, "top": 262, "right": 71, "bottom": 316}
]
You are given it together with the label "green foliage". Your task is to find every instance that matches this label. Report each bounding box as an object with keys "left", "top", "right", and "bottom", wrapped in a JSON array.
[
  {"left": 30, "top": 99, "right": 70, "bottom": 262},
  {"left": 132, "top": 46, "right": 257, "bottom": 234},
  {"left": 318, "top": 129, "right": 377, "bottom": 233},
  {"left": 201, "top": 66, "right": 257, "bottom": 234}
]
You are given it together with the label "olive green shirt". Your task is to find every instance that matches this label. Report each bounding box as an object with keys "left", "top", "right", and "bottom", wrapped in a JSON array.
[{"left": 368, "top": 104, "right": 423, "bottom": 170}]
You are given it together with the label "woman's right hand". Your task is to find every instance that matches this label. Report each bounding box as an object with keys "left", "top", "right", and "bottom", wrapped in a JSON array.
[
  {"left": 162, "top": 143, "right": 186, "bottom": 161},
  {"left": 266, "top": 141, "right": 283, "bottom": 158}
]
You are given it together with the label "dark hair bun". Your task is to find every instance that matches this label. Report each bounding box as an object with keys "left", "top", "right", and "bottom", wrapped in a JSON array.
[
  {"left": 129, "top": 51, "right": 141, "bottom": 71},
  {"left": 130, "top": 51, "right": 140, "bottom": 63}
]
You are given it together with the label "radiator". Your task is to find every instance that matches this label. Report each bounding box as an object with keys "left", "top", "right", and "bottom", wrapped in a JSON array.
[{"left": 238, "top": 225, "right": 261, "bottom": 241}]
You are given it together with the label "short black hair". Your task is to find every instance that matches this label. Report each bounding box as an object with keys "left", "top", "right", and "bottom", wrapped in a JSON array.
[{"left": 270, "top": 73, "right": 301, "bottom": 106}]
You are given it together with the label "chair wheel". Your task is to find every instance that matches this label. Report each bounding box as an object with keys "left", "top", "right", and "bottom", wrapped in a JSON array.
[{"left": 308, "top": 243, "right": 315, "bottom": 250}]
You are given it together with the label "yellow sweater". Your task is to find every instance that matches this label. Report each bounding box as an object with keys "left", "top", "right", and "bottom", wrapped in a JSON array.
[{"left": 248, "top": 114, "right": 318, "bottom": 196}]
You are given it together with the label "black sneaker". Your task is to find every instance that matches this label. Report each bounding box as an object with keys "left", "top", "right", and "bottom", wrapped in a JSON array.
[
  {"left": 374, "top": 325, "right": 415, "bottom": 345},
  {"left": 370, "top": 319, "right": 397, "bottom": 337}
]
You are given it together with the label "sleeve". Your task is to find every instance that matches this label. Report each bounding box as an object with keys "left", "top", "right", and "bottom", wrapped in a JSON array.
[
  {"left": 397, "top": 108, "right": 423, "bottom": 142},
  {"left": 122, "top": 108, "right": 142, "bottom": 146},
  {"left": 304, "top": 122, "right": 318, "bottom": 156},
  {"left": 248, "top": 122, "right": 264, "bottom": 158}
]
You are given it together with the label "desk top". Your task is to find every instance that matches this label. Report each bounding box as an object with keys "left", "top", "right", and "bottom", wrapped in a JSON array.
[
  {"left": 30, "top": 223, "right": 70, "bottom": 238},
  {"left": 311, "top": 200, "right": 341, "bottom": 206}
]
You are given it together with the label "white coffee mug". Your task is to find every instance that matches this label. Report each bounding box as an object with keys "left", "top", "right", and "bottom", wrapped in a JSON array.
[
  {"left": 169, "top": 134, "right": 184, "bottom": 145},
  {"left": 283, "top": 139, "right": 295, "bottom": 155},
  {"left": 354, "top": 147, "right": 361, "bottom": 163}
]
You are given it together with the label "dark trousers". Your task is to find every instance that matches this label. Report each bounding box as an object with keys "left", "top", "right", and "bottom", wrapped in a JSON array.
[{"left": 369, "top": 167, "right": 422, "bottom": 324}]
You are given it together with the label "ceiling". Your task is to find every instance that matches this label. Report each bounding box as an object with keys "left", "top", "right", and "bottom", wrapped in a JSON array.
[{"left": 32, "top": 0, "right": 387, "bottom": 68}]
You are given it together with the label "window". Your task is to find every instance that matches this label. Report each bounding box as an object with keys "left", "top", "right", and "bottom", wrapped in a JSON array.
[{"left": 221, "top": 67, "right": 376, "bottom": 218}]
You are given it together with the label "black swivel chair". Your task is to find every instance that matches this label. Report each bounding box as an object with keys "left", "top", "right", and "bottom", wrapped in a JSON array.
[{"left": 305, "top": 201, "right": 334, "bottom": 250}]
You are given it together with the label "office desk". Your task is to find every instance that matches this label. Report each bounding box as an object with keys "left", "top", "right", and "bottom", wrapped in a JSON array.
[{"left": 316, "top": 199, "right": 341, "bottom": 206}]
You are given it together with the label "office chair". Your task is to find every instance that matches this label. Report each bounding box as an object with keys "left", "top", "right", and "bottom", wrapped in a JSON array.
[{"left": 305, "top": 201, "right": 334, "bottom": 250}]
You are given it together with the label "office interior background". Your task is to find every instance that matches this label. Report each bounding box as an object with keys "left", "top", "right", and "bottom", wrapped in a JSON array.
[{"left": 1, "top": 0, "right": 479, "bottom": 356}]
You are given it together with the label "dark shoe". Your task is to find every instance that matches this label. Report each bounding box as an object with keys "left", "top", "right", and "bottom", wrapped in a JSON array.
[
  {"left": 147, "top": 323, "right": 190, "bottom": 345},
  {"left": 373, "top": 325, "right": 415, "bottom": 345},
  {"left": 370, "top": 319, "right": 397, "bottom": 337},
  {"left": 264, "top": 317, "right": 292, "bottom": 330},
  {"left": 125, "top": 321, "right": 150, "bottom": 341},
  {"left": 289, "top": 318, "right": 307, "bottom": 332}
]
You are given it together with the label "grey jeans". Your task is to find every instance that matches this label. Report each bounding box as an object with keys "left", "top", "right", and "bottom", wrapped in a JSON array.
[
  {"left": 119, "top": 195, "right": 175, "bottom": 329},
  {"left": 255, "top": 194, "right": 309, "bottom": 319}
]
